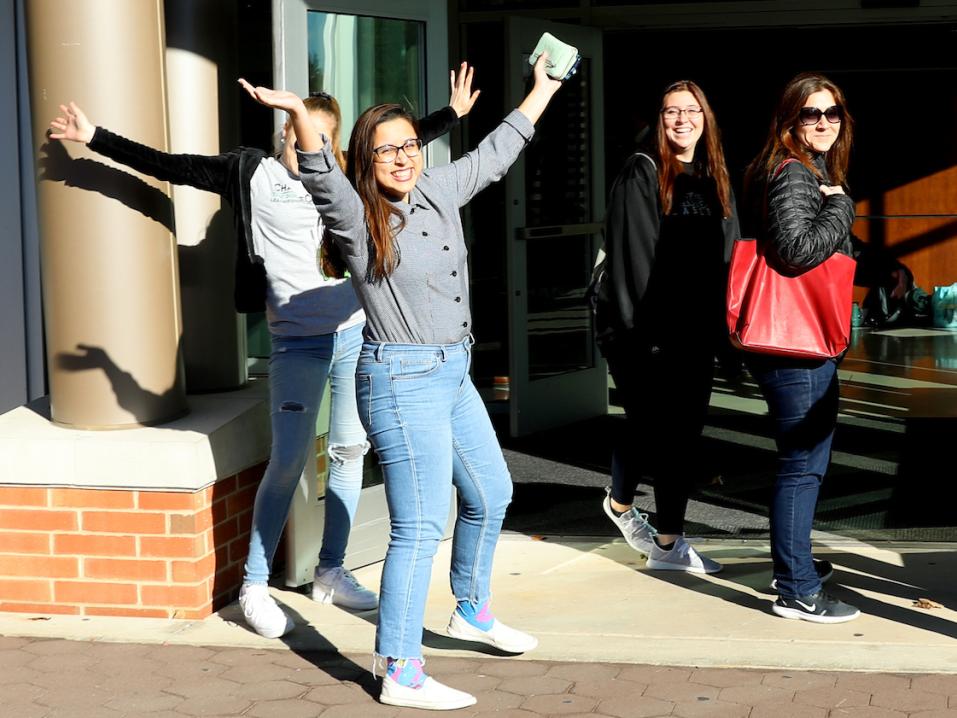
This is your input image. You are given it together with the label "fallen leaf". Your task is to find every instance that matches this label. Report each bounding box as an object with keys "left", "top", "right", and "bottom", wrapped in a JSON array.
[{"left": 913, "top": 597, "right": 943, "bottom": 609}]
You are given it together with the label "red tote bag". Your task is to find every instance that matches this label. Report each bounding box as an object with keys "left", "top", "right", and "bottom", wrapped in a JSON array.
[
  {"left": 726, "top": 238, "right": 856, "bottom": 359},
  {"left": 726, "top": 160, "right": 856, "bottom": 360}
]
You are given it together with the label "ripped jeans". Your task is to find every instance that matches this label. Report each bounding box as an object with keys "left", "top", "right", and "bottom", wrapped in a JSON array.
[{"left": 243, "top": 321, "right": 369, "bottom": 585}]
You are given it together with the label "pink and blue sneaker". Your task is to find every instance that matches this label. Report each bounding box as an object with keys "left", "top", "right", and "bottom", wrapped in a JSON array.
[
  {"left": 445, "top": 599, "right": 538, "bottom": 654},
  {"left": 379, "top": 657, "right": 476, "bottom": 710}
]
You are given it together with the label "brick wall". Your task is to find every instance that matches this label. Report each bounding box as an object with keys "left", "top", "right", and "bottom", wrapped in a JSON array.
[{"left": 0, "top": 463, "right": 266, "bottom": 619}]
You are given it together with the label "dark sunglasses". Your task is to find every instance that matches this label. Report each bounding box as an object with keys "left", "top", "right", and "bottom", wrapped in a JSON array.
[
  {"left": 798, "top": 105, "right": 844, "bottom": 126},
  {"left": 309, "top": 90, "right": 333, "bottom": 100}
]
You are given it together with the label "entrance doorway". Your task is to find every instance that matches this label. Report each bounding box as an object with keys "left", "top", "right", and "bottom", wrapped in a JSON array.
[{"left": 274, "top": 0, "right": 453, "bottom": 585}]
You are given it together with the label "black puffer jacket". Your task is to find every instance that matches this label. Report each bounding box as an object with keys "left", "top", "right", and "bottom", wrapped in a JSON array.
[{"left": 762, "top": 154, "right": 855, "bottom": 276}]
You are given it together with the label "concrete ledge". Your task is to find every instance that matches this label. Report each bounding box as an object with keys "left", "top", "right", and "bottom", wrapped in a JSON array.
[
  {"left": 0, "top": 382, "right": 272, "bottom": 617},
  {"left": 0, "top": 380, "right": 270, "bottom": 491}
]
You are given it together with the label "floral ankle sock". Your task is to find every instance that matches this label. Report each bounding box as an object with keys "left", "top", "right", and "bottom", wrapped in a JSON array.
[
  {"left": 456, "top": 599, "right": 495, "bottom": 631},
  {"left": 386, "top": 657, "right": 426, "bottom": 689}
]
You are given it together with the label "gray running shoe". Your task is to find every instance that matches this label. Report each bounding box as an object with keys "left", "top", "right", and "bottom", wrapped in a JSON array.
[
  {"left": 602, "top": 487, "right": 657, "bottom": 556},
  {"left": 646, "top": 536, "right": 722, "bottom": 574}
]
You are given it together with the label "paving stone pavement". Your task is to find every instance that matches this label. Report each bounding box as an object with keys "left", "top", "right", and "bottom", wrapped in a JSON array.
[{"left": 2, "top": 635, "right": 957, "bottom": 718}]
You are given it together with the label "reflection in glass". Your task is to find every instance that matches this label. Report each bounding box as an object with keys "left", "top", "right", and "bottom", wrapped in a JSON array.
[
  {"left": 520, "top": 56, "right": 596, "bottom": 380},
  {"left": 527, "top": 234, "right": 595, "bottom": 380},
  {"left": 523, "top": 57, "right": 591, "bottom": 227},
  {"left": 307, "top": 12, "right": 425, "bottom": 139}
]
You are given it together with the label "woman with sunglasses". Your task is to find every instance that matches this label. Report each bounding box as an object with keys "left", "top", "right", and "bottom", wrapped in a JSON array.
[
  {"left": 741, "top": 72, "right": 863, "bottom": 623},
  {"left": 593, "top": 80, "right": 736, "bottom": 575},
  {"left": 239, "top": 53, "right": 562, "bottom": 711},
  {"left": 49, "top": 66, "right": 480, "bottom": 640}
]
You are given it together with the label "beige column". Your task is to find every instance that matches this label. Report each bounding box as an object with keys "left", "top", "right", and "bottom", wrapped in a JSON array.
[
  {"left": 26, "top": 0, "right": 187, "bottom": 428},
  {"left": 165, "top": 0, "right": 247, "bottom": 392}
]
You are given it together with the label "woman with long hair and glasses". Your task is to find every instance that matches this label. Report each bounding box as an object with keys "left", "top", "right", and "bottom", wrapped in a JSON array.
[
  {"left": 49, "top": 66, "right": 479, "bottom": 640},
  {"left": 239, "top": 53, "right": 562, "bottom": 710},
  {"left": 741, "top": 72, "right": 863, "bottom": 623},
  {"left": 593, "top": 80, "right": 737, "bottom": 574}
]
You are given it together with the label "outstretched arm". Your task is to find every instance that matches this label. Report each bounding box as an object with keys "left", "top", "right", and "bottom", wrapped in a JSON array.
[
  {"left": 49, "top": 101, "right": 234, "bottom": 195},
  {"left": 238, "top": 78, "right": 364, "bottom": 250},
  {"left": 418, "top": 62, "right": 481, "bottom": 145},
  {"left": 516, "top": 53, "right": 563, "bottom": 126},
  {"left": 433, "top": 52, "right": 564, "bottom": 207},
  {"left": 49, "top": 102, "right": 95, "bottom": 144},
  {"left": 239, "top": 79, "right": 321, "bottom": 151},
  {"left": 449, "top": 61, "right": 481, "bottom": 118}
]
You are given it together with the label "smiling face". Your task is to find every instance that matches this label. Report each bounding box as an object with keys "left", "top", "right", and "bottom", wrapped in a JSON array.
[
  {"left": 795, "top": 89, "right": 841, "bottom": 154},
  {"left": 661, "top": 89, "right": 704, "bottom": 162},
  {"left": 372, "top": 118, "right": 422, "bottom": 201}
]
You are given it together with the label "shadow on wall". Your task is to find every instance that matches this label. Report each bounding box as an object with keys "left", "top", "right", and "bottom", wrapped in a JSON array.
[
  {"left": 39, "top": 137, "right": 247, "bottom": 395},
  {"left": 37, "top": 138, "right": 175, "bottom": 231},
  {"left": 54, "top": 342, "right": 188, "bottom": 427}
]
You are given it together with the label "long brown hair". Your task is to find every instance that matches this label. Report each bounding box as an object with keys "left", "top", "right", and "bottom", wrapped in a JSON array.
[
  {"left": 745, "top": 72, "right": 854, "bottom": 191},
  {"left": 302, "top": 93, "right": 345, "bottom": 171},
  {"left": 301, "top": 93, "right": 348, "bottom": 278},
  {"left": 346, "top": 103, "right": 419, "bottom": 282},
  {"left": 655, "top": 80, "right": 733, "bottom": 219}
]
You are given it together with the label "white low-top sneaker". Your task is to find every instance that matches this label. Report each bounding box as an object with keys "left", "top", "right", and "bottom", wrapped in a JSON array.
[
  {"left": 238, "top": 584, "right": 294, "bottom": 639},
  {"left": 445, "top": 610, "right": 538, "bottom": 653},
  {"left": 646, "top": 536, "right": 722, "bottom": 575},
  {"left": 312, "top": 566, "right": 378, "bottom": 610},
  {"left": 380, "top": 675, "right": 477, "bottom": 710}
]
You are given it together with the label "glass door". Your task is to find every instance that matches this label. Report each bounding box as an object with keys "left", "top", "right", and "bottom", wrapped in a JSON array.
[
  {"left": 275, "top": 0, "right": 450, "bottom": 584},
  {"left": 275, "top": 0, "right": 450, "bottom": 164},
  {"left": 504, "top": 17, "right": 607, "bottom": 436}
]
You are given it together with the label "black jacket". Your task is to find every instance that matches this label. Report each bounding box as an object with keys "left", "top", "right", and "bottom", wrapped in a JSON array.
[
  {"left": 87, "top": 106, "right": 459, "bottom": 313},
  {"left": 755, "top": 155, "right": 902, "bottom": 286},
  {"left": 762, "top": 155, "right": 855, "bottom": 275},
  {"left": 592, "top": 151, "right": 739, "bottom": 345}
]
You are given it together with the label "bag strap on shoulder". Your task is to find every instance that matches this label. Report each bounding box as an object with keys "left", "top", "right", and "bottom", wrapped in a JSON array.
[
  {"left": 633, "top": 151, "right": 656, "bottom": 171},
  {"left": 771, "top": 157, "right": 799, "bottom": 180}
]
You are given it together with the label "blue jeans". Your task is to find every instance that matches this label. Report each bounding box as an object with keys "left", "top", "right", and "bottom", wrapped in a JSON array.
[
  {"left": 747, "top": 357, "right": 839, "bottom": 597},
  {"left": 243, "top": 322, "right": 368, "bottom": 585},
  {"left": 356, "top": 338, "right": 513, "bottom": 660}
]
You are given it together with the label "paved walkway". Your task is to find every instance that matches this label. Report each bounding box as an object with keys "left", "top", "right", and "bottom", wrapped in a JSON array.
[
  {"left": 1, "top": 535, "right": 956, "bottom": 716},
  {"left": 4, "top": 635, "right": 957, "bottom": 718}
]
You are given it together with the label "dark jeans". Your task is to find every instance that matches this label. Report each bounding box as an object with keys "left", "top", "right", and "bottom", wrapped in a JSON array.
[
  {"left": 603, "top": 332, "right": 715, "bottom": 535},
  {"left": 746, "top": 356, "right": 839, "bottom": 597}
]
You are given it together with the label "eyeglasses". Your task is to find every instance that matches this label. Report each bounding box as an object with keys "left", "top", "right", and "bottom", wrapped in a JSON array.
[
  {"left": 798, "top": 105, "right": 843, "bottom": 126},
  {"left": 309, "top": 90, "right": 333, "bottom": 100},
  {"left": 661, "top": 106, "right": 703, "bottom": 122},
  {"left": 372, "top": 138, "right": 423, "bottom": 163}
]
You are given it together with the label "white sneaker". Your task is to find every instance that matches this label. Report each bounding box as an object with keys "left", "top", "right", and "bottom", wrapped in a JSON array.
[
  {"left": 646, "top": 536, "right": 722, "bottom": 575},
  {"left": 445, "top": 610, "right": 538, "bottom": 653},
  {"left": 602, "top": 487, "right": 657, "bottom": 556},
  {"left": 238, "top": 584, "right": 294, "bottom": 639},
  {"left": 312, "top": 566, "right": 378, "bottom": 610},
  {"left": 380, "top": 675, "right": 477, "bottom": 710}
]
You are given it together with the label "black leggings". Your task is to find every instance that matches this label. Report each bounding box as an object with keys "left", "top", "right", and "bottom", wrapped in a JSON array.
[{"left": 603, "top": 334, "right": 716, "bottom": 535}]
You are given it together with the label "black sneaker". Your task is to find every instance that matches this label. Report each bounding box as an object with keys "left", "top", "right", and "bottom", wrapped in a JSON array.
[
  {"left": 772, "top": 590, "right": 860, "bottom": 624},
  {"left": 770, "top": 559, "right": 834, "bottom": 591}
]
